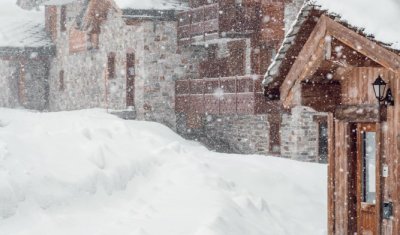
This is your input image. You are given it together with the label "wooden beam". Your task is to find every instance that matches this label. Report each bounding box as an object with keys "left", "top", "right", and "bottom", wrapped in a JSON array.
[
  {"left": 334, "top": 105, "right": 383, "bottom": 122},
  {"left": 327, "top": 113, "right": 336, "bottom": 235},
  {"left": 325, "top": 16, "right": 400, "bottom": 72},
  {"left": 283, "top": 37, "right": 326, "bottom": 107},
  {"left": 280, "top": 16, "right": 327, "bottom": 104},
  {"left": 279, "top": 14, "right": 400, "bottom": 104}
]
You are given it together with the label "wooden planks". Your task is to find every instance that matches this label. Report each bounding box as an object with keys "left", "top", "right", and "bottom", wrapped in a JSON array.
[
  {"left": 280, "top": 14, "right": 400, "bottom": 107},
  {"left": 328, "top": 113, "right": 336, "bottom": 235},
  {"left": 391, "top": 73, "right": 400, "bottom": 234},
  {"left": 325, "top": 16, "right": 400, "bottom": 72},
  {"left": 280, "top": 16, "right": 327, "bottom": 105},
  {"left": 334, "top": 105, "right": 380, "bottom": 123},
  {"left": 334, "top": 120, "right": 350, "bottom": 234},
  {"left": 174, "top": 76, "right": 269, "bottom": 115},
  {"left": 341, "top": 68, "right": 396, "bottom": 106},
  {"left": 301, "top": 82, "right": 341, "bottom": 113}
]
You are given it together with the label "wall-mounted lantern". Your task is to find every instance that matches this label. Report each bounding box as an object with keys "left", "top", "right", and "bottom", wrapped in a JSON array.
[{"left": 372, "top": 75, "right": 395, "bottom": 106}]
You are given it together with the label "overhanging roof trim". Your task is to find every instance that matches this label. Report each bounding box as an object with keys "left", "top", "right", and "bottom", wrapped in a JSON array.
[{"left": 263, "top": 3, "right": 312, "bottom": 87}]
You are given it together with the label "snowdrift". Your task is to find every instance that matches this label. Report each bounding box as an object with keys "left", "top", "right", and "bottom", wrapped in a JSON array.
[{"left": 0, "top": 108, "right": 326, "bottom": 235}]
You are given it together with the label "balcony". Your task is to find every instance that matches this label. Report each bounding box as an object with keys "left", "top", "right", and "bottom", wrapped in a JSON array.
[
  {"left": 177, "top": 3, "right": 260, "bottom": 45},
  {"left": 175, "top": 75, "right": 271, "bottom": 115}
]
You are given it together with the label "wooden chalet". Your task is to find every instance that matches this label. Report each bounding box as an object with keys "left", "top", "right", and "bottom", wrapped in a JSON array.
[{"left": 263, "top": 6, "right": 400, "bottom": 235}]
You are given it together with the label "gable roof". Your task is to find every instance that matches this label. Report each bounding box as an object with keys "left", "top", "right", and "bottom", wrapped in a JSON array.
[
  {"left": 314, "top": 0, "right": 400, "bottom": 50},
  {"left": 263, "top": 3, "right": 400, "bottom": 102}
]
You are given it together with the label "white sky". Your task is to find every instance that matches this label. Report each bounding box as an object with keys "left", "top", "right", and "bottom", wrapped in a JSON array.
[{"left": 315, "top": 0, "right": 400, "bottom": 49}]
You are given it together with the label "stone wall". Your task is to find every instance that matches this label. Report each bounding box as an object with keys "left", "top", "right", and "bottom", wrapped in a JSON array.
[
  {"left": 47, "top": 4, "right": 199, "bottom": 129},
  {"left": 0, "top": 58, "right": 50, "bottom": 110},
  {"left": 48, "top": 8, "right": 127, "bottom": 111},
  {"left": 0, "top": 60, "right": 18, "bottom": 108},
  {"left": 177, "top": 113, "right": 270, "bottom": 155},
  {"left": 23, "top": 58, "right": 50, "bottom": 110},
  {"left": 280, "top": 106, "right": 327, "bottom": 162},
  {"left": 129, "top": 21, "right": 194, "bottom": 129}
]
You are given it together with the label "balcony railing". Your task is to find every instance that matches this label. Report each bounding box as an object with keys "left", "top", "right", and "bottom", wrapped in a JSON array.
[
  {"left": 177, "top": 3, "right": 260, "bottom": 45},
  {"left": 175, "top": 75, "right": 270, "bottom": 115}
]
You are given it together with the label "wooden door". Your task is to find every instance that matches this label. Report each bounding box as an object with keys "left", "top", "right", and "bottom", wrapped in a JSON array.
[
  {"left": 356, "top": 123, "right": 379, "bottom": 235},
  {"left": 126, "top": 53, "right": 135, "bottom": 107}
]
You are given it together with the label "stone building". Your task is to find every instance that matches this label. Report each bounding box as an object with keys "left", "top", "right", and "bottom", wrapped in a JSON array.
[
  {"left": 45, "top": 0, "right": 191, "bottom": 129},
  {"left": 174, "top": 0, "right": 307, "bottom": 157},
  {"left": 0, "top": 0, "right": 332, "bottom": 163},
  {"left": 0, "top": 1, "right": 54, "bottom": 110}
]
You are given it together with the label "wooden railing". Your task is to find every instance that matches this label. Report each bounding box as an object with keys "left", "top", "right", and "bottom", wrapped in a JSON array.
[
  {"left": 175, "top": 75, "right": 269, "bottom": 115},
  {"left": 177, "top": 3, "right": 260, "bottom": 45}
]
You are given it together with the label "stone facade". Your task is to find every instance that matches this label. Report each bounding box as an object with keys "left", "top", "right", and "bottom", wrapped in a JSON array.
[
  {"left": 48, "top": 8, "right": 130, "bottom": 111},
  {"left": 0, "top": 57, "right": 50, "bottom": 111},
  {"left": 0, "top": 0, "right": 330, "bottom": 163},
  {"left": 280, "top": 106, "right": 327, "bottom": 162},
  {"left": 177, "top": 113, "right": 270, "bottom": 155},
  {"left": 46, "top": 3, "right": 202, "bottom": 129},
  {"left": 0, "top": 61, "right": 18, "bottom": 108}
]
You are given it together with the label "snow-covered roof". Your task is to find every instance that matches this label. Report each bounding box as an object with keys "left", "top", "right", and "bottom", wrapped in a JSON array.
[
  {"left": 114, "top": 0, "right": 187, "bottom": 10},
  {"left": 314, "top": 0, "right": 400, "bottom": 50},
  {"left": 45, "top": 0, "right": 76, "bottom": 5},
  {"left": 263, "top": 0, "right": 400, "bottom": 90},
  {"left": 0, "top": 0, "right": 52, "bottom": 48}
]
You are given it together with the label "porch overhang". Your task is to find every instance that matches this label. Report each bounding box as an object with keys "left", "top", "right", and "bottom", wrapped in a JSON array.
[{"left": 266, "top": 14, "right": 400, "bottom": 108}]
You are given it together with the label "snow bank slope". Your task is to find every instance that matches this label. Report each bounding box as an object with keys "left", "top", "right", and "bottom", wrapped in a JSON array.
[{"left": 0, "top": 108, "right": 326, "bottom": 235}]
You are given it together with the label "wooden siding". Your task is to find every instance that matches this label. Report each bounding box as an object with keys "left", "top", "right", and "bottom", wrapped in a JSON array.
[
  {"left": 327, "top": 70, "right": 400, "bottom": 234},
  {"left": 333, "top": 120, "right": 350, "bottom": 234},
  {"left": 381, "top": 72, "right": 400, "bottom": 235},
  {"left": 177, "top": 4, "right": 219, "bottom": 44},
  {"left": 341, "top": 67, "right": 396, "bottom": 106},
  {"left": 327, "top": 113, "right": 335, "bottom": 234},
  {"left": 301, "top": 81, "right": 341, "bottom": 113},
  {"left": 281, "top": 15, "right": 400, "bottom": 106},
  {"left": 177, "top": 2, "right": 261, "bottom": 45},
  {"left": 175, "top": 76, "right": 272, "bottom": 115}
]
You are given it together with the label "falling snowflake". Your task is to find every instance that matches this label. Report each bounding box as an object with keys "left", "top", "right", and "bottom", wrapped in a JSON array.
[
  {"left": 324, "top": 35, "right": 332, "bottom": 43},
  {"left": 213, "top": 87, "right": 224, "bottom": 100}
]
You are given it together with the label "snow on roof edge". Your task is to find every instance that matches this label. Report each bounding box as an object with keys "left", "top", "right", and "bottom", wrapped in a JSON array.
[{"left": 262, "top": 2, "right": 311, "bottom": 86}]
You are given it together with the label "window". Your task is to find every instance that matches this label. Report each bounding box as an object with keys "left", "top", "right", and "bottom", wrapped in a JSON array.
[
  {"left": 60, "top": 5, "right": 67, "bottom": 32},
  {"left": 318, "top": 121, "right": 328, "bottom": 163},
  {"left": 59, "top": 70, "right": 65, "bottom": 91},
  {"left": 362, "top": 130, "right": 376, "bottom": 203},
  {"left": 314, "top": 116, "right": 328, "bottom": 163},
  {"left": 89, "top": 33, "right": 99, "bottom": 49},
  {"left": 107, "top": 52, "right": 116, "bottom": 79}
]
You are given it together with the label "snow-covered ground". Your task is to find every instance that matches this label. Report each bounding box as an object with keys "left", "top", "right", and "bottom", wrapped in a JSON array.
[{"left": 0, "top": 108, "right": 327, "bottom": 235}]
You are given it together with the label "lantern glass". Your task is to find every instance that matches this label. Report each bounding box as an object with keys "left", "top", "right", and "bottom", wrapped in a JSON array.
[{"left": 372, "top": 76, "right": 387, "bottom": 101}]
